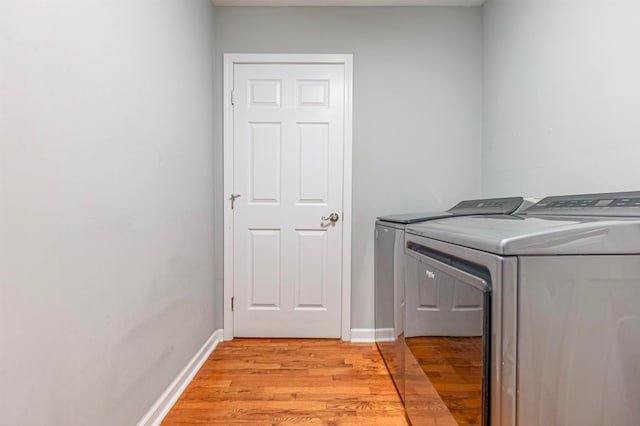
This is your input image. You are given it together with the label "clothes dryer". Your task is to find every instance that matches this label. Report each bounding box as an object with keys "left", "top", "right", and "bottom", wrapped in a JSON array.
[
  {"left": 404, "top": 191, "right": 640, "bottom": 426},
  {"left": 374, "top": 197, "right": 526, "bottom": 403}
]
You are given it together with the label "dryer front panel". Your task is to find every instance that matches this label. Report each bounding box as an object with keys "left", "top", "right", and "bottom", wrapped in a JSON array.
[{"left": 404, "top": 233, "right": 517, "bottom": 426}]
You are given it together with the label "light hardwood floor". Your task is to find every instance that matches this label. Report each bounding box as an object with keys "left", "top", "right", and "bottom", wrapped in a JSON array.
[{"left": 161, "top": 339, "right": 410, "bottom": 425}]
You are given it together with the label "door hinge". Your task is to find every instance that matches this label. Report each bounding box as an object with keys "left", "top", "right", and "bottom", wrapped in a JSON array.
[
  {"left": 231, "top": 296, "right": 234, "bottom": 312},
  {"left": 230, "top": 90, "right": 235, "bottom": 105}
]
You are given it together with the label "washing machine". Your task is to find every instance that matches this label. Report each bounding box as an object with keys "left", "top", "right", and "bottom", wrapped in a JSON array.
[
  {"left": 404, "top": 191, "right": 640, "bottom": 426},
  {"left": 374, "top": 197, "right": 526, "bottom": 404}
]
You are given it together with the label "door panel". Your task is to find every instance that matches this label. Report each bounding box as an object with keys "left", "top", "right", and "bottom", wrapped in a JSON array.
[
  {"left": 249, "top": 123, "right": 281, "bottom": 203},
  {"left": 249, "top": 79, "right": 281, "bottom": 106},
  {"left": 233, "top": 63, "right": 345, "bottom": 338},
  {"left": 296, "top": 124, "right": 329, "bottom": 204},
  {"left": 295, "top": 230, "right": 327, "bottom": 309},
  {"left": 248, "top": 229, "right": 281, "bottom": 309}
]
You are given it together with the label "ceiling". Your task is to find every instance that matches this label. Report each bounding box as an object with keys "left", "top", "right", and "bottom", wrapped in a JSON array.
[{"left": 212, "top": 0, "right": 486, "bottom": 6}]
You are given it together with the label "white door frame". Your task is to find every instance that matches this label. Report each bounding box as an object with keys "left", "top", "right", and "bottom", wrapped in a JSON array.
[{"left": 223, "top": 53, "right": 353, "bottom": 341}]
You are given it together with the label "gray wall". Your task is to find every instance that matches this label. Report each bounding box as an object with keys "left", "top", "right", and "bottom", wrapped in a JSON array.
[
  {"left": 214, "top": 6, "right": 483, "bottom": 329},
  {"left": 483, "top": 0, "right": 640, "bottom": 198},
  {"left": 0, "top": 1, "right": 216, "bottom": 425}
]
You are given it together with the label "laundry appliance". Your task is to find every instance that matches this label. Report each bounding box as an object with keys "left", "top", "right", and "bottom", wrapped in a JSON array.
[
  {"left": 374, "top": 197, "right": 526, "bottom": 405},
  {"left": 404, "top": 191, "right": 640, "bottom": 426}
]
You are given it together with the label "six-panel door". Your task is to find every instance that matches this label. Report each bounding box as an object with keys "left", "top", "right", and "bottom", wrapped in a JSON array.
[{"left": 232, "top": 63, "right": 345, "bottom": 337}]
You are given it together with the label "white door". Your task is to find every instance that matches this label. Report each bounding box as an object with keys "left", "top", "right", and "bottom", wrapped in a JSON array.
[{"left": 229, "top": 61, "right": 347, "bottom": 338}]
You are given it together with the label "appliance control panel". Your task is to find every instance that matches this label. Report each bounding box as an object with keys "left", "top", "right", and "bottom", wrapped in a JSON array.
[
  {"left": 447, "top": 197, "right": 524, "bottom": 215},
  {"left": 524, "top": 191, "right": 640, "bottom": 216}
]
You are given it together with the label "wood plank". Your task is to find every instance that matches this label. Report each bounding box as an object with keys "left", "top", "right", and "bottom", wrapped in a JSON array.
[{"left": 162, "top": 339, "right": 410, "bottom": 425}]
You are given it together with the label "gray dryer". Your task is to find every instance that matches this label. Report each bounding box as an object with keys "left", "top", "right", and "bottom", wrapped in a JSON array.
[
  {"left": 405, "top": 191, "right": 640, "bottom": 426},
  {"left": 374, "top": 197, "right": 527, "bottom": 405}
]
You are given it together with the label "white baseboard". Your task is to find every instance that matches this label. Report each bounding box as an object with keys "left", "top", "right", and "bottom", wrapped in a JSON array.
[
  {"left": 350, "top": 328, "right": 376, "bottom": 343},
  {"left": 137, "top": 328, "right": 224, "bottom": 426},
  {"left": 374, "top": 328, "right": 396, "bottom": 342}
]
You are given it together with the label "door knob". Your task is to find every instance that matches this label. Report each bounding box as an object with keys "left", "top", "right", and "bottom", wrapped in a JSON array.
[{"left": 321, "top": 212, "right": 340, "bottom": 223}]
